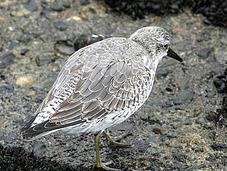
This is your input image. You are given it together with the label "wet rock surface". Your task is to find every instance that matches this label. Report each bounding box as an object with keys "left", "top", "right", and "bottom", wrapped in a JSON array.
[
  {"left": 0, "top": 1, "right": 226, "bottom": 171},
  {"left": 102, "top": 0, "right": 227, "bottom": 27}
]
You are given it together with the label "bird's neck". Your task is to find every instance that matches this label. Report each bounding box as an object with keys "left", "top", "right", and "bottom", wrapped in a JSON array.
[{"left": 143, "top": 53, "right": 162, "bottom": 72}]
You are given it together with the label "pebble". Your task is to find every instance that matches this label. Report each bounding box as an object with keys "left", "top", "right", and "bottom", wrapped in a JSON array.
[
  {"left": 16, "top": 76, "right": 33, "bottom": 87},
  {"left": 8, "top": 41, "right": 17, "bottom": 50},
  {"left": 10, "top": 6, "right": 30, "bottom": 17},
  {"left": 54, "top": 40, "right": 74, "bottom": 56},
  {"left": 0, "top": 73, "right": 6, "bottom": 80},
  {"left": 54, "top": 21, "right": 67, "bottom": 31},
  {"left": 80, "top": 0, "right": 90, "bottom": 5},
  {"left": 20, "top": 48, "right": 29, "bottom": 56},
  {"left": 50, "top": 0, "right": 70, "bottom": 12},
  {"left": 0, "top": 84, "right": 14, "bottom": 95},
  {"left": 73, "top": 34, "right": 105, "bottom": 51},
  {"left": 0, "top": 52, "right": 16, "bottom": 69},
  {"left": 196, "top": 47, "right": 213, "bottom": 59},
  {"left": 69, "top": 16, "right": 82, "bottom": 21},
  {"left": 24, "top": 0, "right": 38, "bottom": 12},
  {"left": 152, "top": 127, "right": 162, "bottom": 134},
  {"left": 35, "top": 53, "right": 55, "bottom": 66},
  {"left": 26, "top": 90, "right": 36, "bottom": 97}
]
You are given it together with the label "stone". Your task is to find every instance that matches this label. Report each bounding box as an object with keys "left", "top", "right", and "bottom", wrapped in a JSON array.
[
  {"left": 10, "top": 6, "right": 30, "bottom": 17},
  {"left": 196, "top": 47, "right": 213, "bottom": 59},
  {"left": 24, "top": 0, "right": 38, "bottom": 12},
  {"left": 54, "top": 40, "right": 74, "bottom": 56},
  {"left": 69, "top": 16, "right": 82, "bottom": 21},
  {"left": 16, "top": 76, "right": 33, "bottom": 87},
  {"left": 80, "top": 0, "right": 90, "bottom": 5},
  {"left": 0, "top": 84, "right": 14, "bottom": 95},
  {"left": 54, "top": 21, "right": 67, "bottom": 31},
  {"left": 50, "top": 0, "right": 70, "bottom": 12},
  {"left": 35, "top": 53, "right": 55, "bottom": 66},
  {"left": 0, "top": 52, "right": 16, "bottom": 69},
  {"left": 8, "top": 41, "right": 17, "bottom": 50},
  {"left": 20, "top": 48, "right": 29, "bottom": 56},
  {"left": 152, "top": 127, "right": 162, "bottom": 134},
  {"left": 73, "top": 34, "right": 105, "bottom": 51}
]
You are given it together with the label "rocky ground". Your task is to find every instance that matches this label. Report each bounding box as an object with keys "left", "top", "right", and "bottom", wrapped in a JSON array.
[{"left": 0, "top": 0, "right": 226, "bottom": 171}]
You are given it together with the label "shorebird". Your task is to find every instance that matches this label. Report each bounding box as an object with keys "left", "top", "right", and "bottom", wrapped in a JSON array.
[{"left": 21, "top": 26, "right": 183, "bottom": 170}]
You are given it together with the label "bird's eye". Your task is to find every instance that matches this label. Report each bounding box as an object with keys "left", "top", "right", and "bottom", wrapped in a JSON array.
[{"left": 163, "top": 44, "right": 168, "bottom": 49}]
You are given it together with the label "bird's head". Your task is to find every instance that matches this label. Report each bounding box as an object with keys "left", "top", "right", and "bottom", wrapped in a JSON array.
[{"left": 129, "top": 26, "right": 183, "bottom": 63}]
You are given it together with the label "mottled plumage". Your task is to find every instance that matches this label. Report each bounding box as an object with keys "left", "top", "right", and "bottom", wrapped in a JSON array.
[{"left": 21, "top": 26, "right": 183, "bottom": 170}]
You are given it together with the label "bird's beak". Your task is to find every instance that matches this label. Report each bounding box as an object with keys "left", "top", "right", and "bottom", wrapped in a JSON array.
[{"left": 167, "top": 48, "right": 183, "bottom": 62}]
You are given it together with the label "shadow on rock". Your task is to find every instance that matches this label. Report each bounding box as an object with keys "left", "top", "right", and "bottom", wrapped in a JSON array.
[{"left": 0, "top": 144, "right": 92, "bottom": 171}]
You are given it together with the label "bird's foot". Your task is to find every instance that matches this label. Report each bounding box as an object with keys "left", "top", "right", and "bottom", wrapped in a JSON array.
[
  {"left": 104, "top": 130, "right": 131, "bottom": 148},
  {"left": 94, "top": 161, "right": 120, "bottom": 171}
]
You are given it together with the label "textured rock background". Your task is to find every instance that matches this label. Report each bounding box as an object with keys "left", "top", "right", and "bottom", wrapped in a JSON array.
[{"left": 0, "top": 0, "right": 226, "bottom": 170}]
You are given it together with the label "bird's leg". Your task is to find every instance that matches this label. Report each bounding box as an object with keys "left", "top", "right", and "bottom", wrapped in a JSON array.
[
  {"left": 94, "top": 132, "right": 120, "bottom": 171},
  {"left": 103, "top": 130, "right": 130, "bottom": 148}
]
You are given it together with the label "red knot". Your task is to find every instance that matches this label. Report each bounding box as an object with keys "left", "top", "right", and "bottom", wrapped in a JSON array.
[{"left": 21, "top": 26, "right": 183, "bottom": 170}]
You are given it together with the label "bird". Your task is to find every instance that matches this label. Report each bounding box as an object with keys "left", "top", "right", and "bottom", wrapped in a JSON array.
[{"left": 21, "top": 26, "right": 183, "bottom": 171}]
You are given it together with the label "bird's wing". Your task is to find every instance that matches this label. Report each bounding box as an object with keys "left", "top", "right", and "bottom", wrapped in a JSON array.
[{"left": 22, "top": 51, "right": 151, "bottom": 138}]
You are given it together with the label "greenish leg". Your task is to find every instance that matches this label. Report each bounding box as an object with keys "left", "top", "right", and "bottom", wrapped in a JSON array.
[
  {"left": 94, "top": 132, "right": 120, "bottom": 171},
  {"left": 103, "top": 130, "right": 130, "bottom": 148}
]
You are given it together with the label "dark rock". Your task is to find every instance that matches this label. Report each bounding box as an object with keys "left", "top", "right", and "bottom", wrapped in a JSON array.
[
  {"left": 50, "top": 0, "right": 70, "bottom": 12},
  {"left": 73, "top": 34, "right": 106, "bottom": 51},
  {"left": 163, "top": 88, "right": 194, "bottom": 107},
  {"left": 0, "top": 52, "right": 16, "bottom": 69},
  {"left": 196, "top": 47, "right": 213, "bottom": 59},
  {"left": 211, "top": 143, "right": 227, "bottom": 151},
  {"left": 152, "top": 127, "right": 162, "bottom": 134},
  {"left": 191, "top": 0, "right": 227, "bottom": 27},
  {"left": 192, "top": 147, "right": 204, "bottom": 153},
  {"left": 213, "top": 79, "right": 226, "bottom": 94},
  {"left": 80, "top": 0, "right": 90, "bottom": 5},
  {"left": 103, "top": 0, "right": 227, "bottom": 27},
  {"left": 0, "top": 84, "right": 14, "bottom": 95},
  {"left": 24, "top": 0, "right": 38, "bottom": 12},
  {"left": 35, "top": 53, "right": 55, "bottom": 66},
  {"left": 0, "top": 73, "right": 6, "bottom": 80},
  {"left": 50, "top": 0, "right": 64, "bottom": 11},
  {"left": 0, "top": 43, "right": 3, "bottom": 52},
  {"left": 54, "top": 40, "right": 75, "bottom": 56},
  {"left": 172, "top": 151, "right": 187, "bottom": 163},
  {"left": 213, "top": 69, "right": 227, "bottom": 93},
  {"left": 54, "top": 21, "right": 67, "bottom": 31},
  {"left": 141, "top": 116, "right": 162, "bottom": 125},
  {"left": 20, "top": 48, "right": 29, "bottom": 56},
  {"left": 8, "top": 41, "right": 17, "bottom": 50}
]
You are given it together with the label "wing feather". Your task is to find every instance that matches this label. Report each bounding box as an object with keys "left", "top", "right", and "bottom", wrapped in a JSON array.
[{"left": 22, "top": 58, "right": 149, "bottom": 138}]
